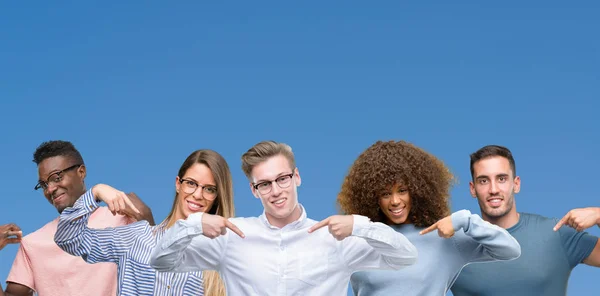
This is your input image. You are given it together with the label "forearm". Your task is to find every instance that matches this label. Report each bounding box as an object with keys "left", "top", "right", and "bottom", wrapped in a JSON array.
[
  {"left": 350, "top": 215, "right": 418, "bottom": 268},
  {"left": 150, "top": 212, "right": 225, "bottom": 272},
  {"left": 55, "top": 190, "right": 98, "bottom": 256},
  {"left": 452, "top": 210, "right": 521, "bottom": 260}
]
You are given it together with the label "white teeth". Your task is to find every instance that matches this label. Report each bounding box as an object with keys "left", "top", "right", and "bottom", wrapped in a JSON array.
[
  {"left": 188, "top": 201, "right": 201, "bottom": 209},
  {"left": 274, "top": 199, "right": 285, "bottom": 204},
  {"left": 391, "top": 209, "right": 403, "bottom": 214}
]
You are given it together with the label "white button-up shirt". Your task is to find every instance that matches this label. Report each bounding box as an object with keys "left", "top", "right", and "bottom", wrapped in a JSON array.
[{"left": 151, "top": 205, "right": 417, "bottom": 296}]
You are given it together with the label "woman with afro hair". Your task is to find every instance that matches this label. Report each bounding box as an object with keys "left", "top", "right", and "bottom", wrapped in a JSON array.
[{"left": 338, "top": 140, "right": 521, "bottom": 295}]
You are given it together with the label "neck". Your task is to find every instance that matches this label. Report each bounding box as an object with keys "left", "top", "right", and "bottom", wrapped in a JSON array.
[
  {"left": 266, "top": 204, "right": 302, "bottom": 229},
  {"left": 482, "top": 209, "right": 520, "bottom": 229}
]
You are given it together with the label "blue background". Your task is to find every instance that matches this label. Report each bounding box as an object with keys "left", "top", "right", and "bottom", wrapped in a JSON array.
[{"left": 1, "top": 2, "right": 598, "bottom": 295}]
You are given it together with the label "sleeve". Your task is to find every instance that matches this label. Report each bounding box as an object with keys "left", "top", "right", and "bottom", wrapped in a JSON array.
[
  {"left": 556, "top": 217, "right": 598, "bottom": 268},
  {"left": 150, "top": 212, "right": 229, "bottom": 273},
  {"left": 5, "top": 243, "right": 35, "bottom": 291},
  {"left": 450, "top": 209, "right": 521, "bottom": 263},
  {"left": 54, "top": 189, "right": 149, "bottom": 264},
  {"left": 339, "top": 214, "right": 418, "bottom": 271}
]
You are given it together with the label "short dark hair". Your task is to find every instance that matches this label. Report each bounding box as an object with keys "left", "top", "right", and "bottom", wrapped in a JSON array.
[
  {"left": 470, "top": 145, "right": 516, "bottom": 179},
  {"left": 33, "top": 140, "right": 84, "bottom": 165}
]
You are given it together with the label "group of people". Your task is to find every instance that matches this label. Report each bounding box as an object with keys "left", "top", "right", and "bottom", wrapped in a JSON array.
[{"left": 0, "top": 139, "right": 598, "bottom": 296}]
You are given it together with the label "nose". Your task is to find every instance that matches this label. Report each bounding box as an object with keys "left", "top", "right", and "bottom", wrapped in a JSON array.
[
  {"left": 489, "top": 180, "right": 500, "bottom": 195},
  {"left": 390, "top": 193, "right": 402, "bottom": 206},
  {"left": 46, "top": 182, "right": 59, "bottom": 196},
  {"left": 192, "top": 187, "right": 205, "bottom": 200},
  {"left": 271, "top": 182, "right": 282, "bottom": 196}
]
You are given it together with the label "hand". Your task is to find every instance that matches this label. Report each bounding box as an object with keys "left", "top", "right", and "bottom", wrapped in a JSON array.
[
  {"left": 0, "top": 223, "right": 22, "bottom": 251},
  {"left": 308, "top": 215, "right": 354, "bottom": 241},
  {"left": 554, "top": 207, "right": 600, "bottom": 232},
  {"left": 201, "top": 214, "right": 245, "bottom": 239},
  {"left": 121, "top": 192, "right": 155, "bottom": 225},
  {"left": 420, "top": 215, "right": 455, "bottom": 238},
  {"left": 92, "top": 184, "right": 141, "bottom": 217}
]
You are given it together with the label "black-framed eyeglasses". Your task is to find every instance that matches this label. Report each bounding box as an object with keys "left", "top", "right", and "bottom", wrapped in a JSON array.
[
  {"left": 34, "top": 164, "right": 83, "bottom": 191},
  {"left": 252, "top": 172, "right": 295, "bottom": 195},
  {"left": 179, "top": 178, "right": 218, "bottom": 200}
]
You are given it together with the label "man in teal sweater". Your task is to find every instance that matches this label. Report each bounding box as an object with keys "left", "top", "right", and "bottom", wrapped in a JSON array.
[{"left": 451, "top": 145, "right": 600, "bottom": 296}]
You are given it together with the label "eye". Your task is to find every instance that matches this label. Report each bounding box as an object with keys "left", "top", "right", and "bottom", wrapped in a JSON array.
[
  {"left": 380, "top": 192, "right": 392, "bottom": 199},
  {"left": 277, "top": 175, "right": 291, "bottom": 182},
  {"left": 184, "top": 180, "right": 197, "bottom": 187},
  {"left": 398, "top": 188, "right": 408, "bottom": 194},
  {"left": 498, "top": 176, "right": 507, "bottom": 182},
  {"left": 49, "top": 173, "right": 63, "bottom": 183},
  {"left": 257, "top": 182, "right": 270, "bottom": 189},
  {"left": 205, "top": 187, "right": 217, "bottom": 194},
  {"left": 478, "top": 179, "right": 488, "bottom": 184}
]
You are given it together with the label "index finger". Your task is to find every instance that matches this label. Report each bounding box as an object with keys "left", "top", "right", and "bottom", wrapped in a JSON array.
[
  {"left": 8, "top": 223, "right": 21, "bottom": 231},
  {"left": 225, "top": 220, "right": 245, "bottom": 238},
  {"left": 553, "top": 212, "right": 570, "bottom": 231},
  {"left": 8, "top": 231, "right": 22, "bottom": 239},
  {"left": 122, "top": 193, "right": 141, "bottom": 214},
  {"left": 308, "top": 217, "right": 331, "bottom": 233},
  {"left": 419, "top": 222, "right": 438, "bottom": 235}
]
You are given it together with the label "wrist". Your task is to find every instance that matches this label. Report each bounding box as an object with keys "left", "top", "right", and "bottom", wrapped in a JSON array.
[
  {"left": 595, "top": 208, "right": 600, "bottom": 226},
  {"left": 91, "top": 185, "right": 101, "bottom": 203}
]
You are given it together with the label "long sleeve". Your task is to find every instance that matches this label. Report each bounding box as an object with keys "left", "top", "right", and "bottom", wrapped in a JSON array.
[
  {"left": 339, "top": 215, "right": 418, "bottom": 271},
  {"left": 54, "top": 189, "right": 149, "bottom": 264},
  {"left": 150, "top": 212, "right": 228, "bottom": 273},
  {"left": 451, "top": 209, "right": 521, "bottom": 263}
]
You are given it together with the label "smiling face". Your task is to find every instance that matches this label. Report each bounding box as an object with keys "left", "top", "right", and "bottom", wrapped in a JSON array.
[
  {"left": 250, "top": 154, "right": 302, "bottom": 228},
  {"left": 379, "top": 184, "right": 412, "bottom": 225},
  {"left": 37, "top": 156, "right": 86, "bottom": 214},
  {"left": 470, "top": 156, "right": 521, "bottom": 225},
  {"left": 173, "top": 163, "right": 217, "bottom": 220}
]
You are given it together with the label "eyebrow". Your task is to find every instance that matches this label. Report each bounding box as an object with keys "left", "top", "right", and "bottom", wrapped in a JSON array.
[
  {"left": 476, "top": 173, "right": 509, "bottom": 180},
  {"left": 255, "top": 171, "right": 293, "bottom": 184},
  {"left": 183, "top": 177, "right": 216, "bottom": 187}
]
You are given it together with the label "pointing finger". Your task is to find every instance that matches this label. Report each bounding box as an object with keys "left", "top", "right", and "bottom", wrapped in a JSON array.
[
  {"left": 225, "top": 220, "right": 245, "bottom": 238},
  {"left": 420, "top": 223, "right": 438, "bottom": 235},
  {"left": 308, "top": 217, "right": 331, "bottom": 233},
  {"left": 553, "top": 213, "right": 570, "bottom": 231},
  {"left": 122, "top": 193, "right": 141, "bottom": 214}
]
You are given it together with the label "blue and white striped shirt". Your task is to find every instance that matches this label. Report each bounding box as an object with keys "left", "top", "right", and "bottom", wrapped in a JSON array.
[{"left": 55, "top": 189, "right": 204, "bottom": 296}]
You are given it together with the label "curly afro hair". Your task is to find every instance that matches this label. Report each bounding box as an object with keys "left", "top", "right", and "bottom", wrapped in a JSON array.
[
  {"left": 33, "top": 140, "right": 84, "bottom": 165},
  {"left": 337, "top": 140, "right": 455, "bottom": 227}
]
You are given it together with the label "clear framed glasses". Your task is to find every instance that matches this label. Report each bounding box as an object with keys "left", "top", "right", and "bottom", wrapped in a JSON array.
[
  {"left": 252, "top": 172, "right": 294, "bottom": 195},
  {"left": 34, "top": 164, "right": 82, "bottom": 191},
  {"left": 179, "top": 178, "right": 218, "bottom": 200}
]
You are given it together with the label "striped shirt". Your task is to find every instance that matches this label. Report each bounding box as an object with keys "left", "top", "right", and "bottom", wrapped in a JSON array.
[{"left": 54, "top": 189, "right": 204, "bottom": 296}]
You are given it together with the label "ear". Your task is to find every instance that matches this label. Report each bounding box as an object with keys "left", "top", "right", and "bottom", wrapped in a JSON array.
[
  {"left": 294, "top": 167, "right": 301, "bottom": 187},
  {"left": 469, "top": 180, "right": 476, "bottom": 198},
  {"left": 513, "top": 176, "right": 521, "bottom": 194},
  {"left": 175, "top": 176, "right": 181, "bottom": 193},
  {"left": 78, "top": 165, "right": 87, "bottom": 180},
  {"left": 250, "top": 183, "right": 259, "bottom": 199}
]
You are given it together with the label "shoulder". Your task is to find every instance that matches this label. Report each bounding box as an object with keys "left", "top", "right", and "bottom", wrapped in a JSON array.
[
  {"left": 519, "top": 212, "right": 559, "bottom": 228},
  {"left": 228, "top": 216, "right": 260, "bottom": 228},
  {"left": 22, "top": 218, "right": 58, "bottom": 243}
]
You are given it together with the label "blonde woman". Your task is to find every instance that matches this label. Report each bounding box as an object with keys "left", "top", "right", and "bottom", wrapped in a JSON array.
[{"left": 54, "top": 149, "right": 234, "bottom": 296}]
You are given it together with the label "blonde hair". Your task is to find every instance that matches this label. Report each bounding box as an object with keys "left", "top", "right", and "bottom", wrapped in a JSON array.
[
  {"left": 241, "top": 140, "right": 295, "bottom": 180},
  {"left": 165, "top": 149, "right": 234, "bottom": 296}
]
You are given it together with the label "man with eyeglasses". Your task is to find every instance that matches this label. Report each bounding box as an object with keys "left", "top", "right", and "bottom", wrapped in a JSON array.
[
  {"left": 151, "top": 140, "right": 418, "bottom": 295},
  {"left": 2, "top": 140, "right": 154, "bottom": 296}
]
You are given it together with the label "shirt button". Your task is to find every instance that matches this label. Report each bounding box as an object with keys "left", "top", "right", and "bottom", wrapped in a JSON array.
[{"left": 167, "top": 285, "right": 171, "bottom": 289}]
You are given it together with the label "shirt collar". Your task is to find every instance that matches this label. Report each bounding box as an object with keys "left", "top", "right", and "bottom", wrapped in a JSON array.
[{"left": 259, "top": 203, "right": 308, "bottom": 230}]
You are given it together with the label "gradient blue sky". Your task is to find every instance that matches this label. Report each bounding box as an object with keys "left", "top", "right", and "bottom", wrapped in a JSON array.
[{"left": 1, "top": 2, "right": 598, "bottom": 295}]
